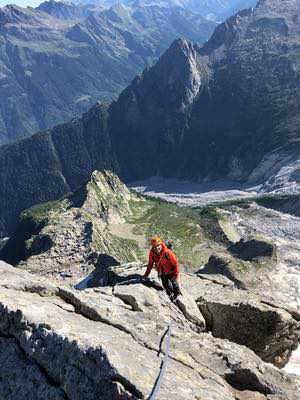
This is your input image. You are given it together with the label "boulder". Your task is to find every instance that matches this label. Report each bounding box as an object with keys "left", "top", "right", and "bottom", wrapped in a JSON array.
[{"left": 194, "top": 279, "right": 300, "bottom": 367}]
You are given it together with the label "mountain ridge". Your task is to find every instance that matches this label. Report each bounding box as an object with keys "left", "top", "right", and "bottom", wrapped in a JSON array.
[{"left": 72, "top": 0, "right": 258, "bottom": 21}]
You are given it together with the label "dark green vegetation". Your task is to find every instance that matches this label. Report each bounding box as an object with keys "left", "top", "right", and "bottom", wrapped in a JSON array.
[
  {"left": 0, "top": 102, "right": 114, "bottom": 236},
  {"left": 0, "top": 0, "right": 215, "bottom": 145},
  {"left": 0, "top": 0, "right": 299, "bottom": 238}
]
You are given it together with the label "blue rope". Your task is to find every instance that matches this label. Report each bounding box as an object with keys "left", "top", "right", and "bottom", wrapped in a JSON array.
[{"left": 148, "top": 323, "right": 171, "bottom": 400}]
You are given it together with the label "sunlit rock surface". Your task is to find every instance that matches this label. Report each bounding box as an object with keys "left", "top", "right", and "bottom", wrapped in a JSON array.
[{"left": 1, "top": 260, "right": 300, "bottom": 399}]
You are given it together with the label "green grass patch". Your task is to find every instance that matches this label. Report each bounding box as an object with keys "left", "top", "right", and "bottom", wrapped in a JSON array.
[
  {"left": 21, "top": 199, "right": 65, "bottom": 224},
  {"left": 109, "top": 234, "right": 146, "bottom": 263},
  {"left": 126, "top": 197, "right": 223, "bottom": 270}
]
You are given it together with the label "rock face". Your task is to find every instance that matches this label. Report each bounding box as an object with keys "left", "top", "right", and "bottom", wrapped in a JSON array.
[
  {"left": 0, "top": 1, "right": 215, "bottom": 145},
  {"left": 1, "top": 171, "right": 300, "bottom": 395},
  {"left": 110, "top": 0, "right": 300, "bottom": 181},
  {"left": 0, "top": 0, "right": 299, "bottom": 237},
  {"left": 109, "top": 37, "right": 206, "bottom": 179},
  {"left": 109, "top": 263, "right": 300, "bottom": 369},
  {"left": 196, "top": 281, "right": 300, "bottom": 367},
  {"left": 0, "top": 260, "right": 300, "bottom": 400},
  {"left": 192, "top": 196, "right": 300, "bottom": 316}
]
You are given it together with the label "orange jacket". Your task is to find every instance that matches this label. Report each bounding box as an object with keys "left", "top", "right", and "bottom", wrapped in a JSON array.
[{"left": 145, "top": 242, "right": 179, "bottom": 278}]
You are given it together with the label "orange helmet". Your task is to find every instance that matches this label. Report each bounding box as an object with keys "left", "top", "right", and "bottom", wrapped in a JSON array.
[{"left": 150, "top": 236, "right": 162, "bottom": 247}]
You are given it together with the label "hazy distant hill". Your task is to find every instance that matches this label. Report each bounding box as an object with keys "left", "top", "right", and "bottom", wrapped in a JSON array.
[
  {"left": 0, "top": 0, "right": 215, "bottom": 145},
  {"left": 73, "top": 0, "right": 258, "bottom": 21}
]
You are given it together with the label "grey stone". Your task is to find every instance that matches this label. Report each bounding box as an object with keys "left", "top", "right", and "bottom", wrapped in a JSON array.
[
  {"left": 195, "top": 281, "right": 300, "bottom": 367},
  {"left": 1, "top": 261, "right": 299, "bottom": 399}
]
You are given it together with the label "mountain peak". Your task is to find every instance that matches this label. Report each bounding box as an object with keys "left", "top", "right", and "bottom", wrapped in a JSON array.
[
  {"left": 0, "top": 4, "right": 49, "bottom": 26},
  {"left": 152, "top": 37, "right": 204, "bottom": 108},
  {"left": 108, "top": 36, "right": 206, "bottom": 180},
  {"left": 37, "top": 0, "right": 86, "bottom": 20},
  {"left": 0, "top": 4, "right": 26, "bottom": 22},
  {"left": 200, "top": 6, "right": 254, "bottom": 55},
  {"left": 168, "top": 37, "right": 193, "bottom": 54},
  {"left": 116, "top": 36, "right": 204, "bottom": 116}
]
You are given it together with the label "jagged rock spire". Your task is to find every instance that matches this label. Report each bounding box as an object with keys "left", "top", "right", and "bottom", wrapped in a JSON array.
[{"left": 152, "top": 37, "right": 205, "bottom": 109}]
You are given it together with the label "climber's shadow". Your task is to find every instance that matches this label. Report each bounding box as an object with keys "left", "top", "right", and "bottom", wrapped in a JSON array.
[
  {"left": 115, "top": 274, "right": 163, "bottom": 291},
  {"left": 115, "top": 273, "right": 143, "bottom": 286}
]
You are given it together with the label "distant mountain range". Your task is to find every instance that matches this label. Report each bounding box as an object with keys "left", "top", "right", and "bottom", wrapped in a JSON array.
[
  {"left": 72, "top": 0, "right": 258, "bottom": 21},
  {"left": 0, "top": 0, "right": 216, "bottom": 145},
  {"left": 0, "top": 0, "right": 298, "bottom": 238}
]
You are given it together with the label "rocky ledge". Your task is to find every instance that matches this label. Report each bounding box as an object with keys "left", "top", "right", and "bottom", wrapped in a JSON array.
[{"left": 1, "top": 260, "right": 299, "bottom": 400}]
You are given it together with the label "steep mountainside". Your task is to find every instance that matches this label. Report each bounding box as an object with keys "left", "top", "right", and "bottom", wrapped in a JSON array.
[
  {"left": 0, "top": 102, "right": 115, "bottom": 237},
  {"left": 111, "top": 0, "right": 300, "bottom": 181},
  {"left": 0, "top": 168, "right": 235, "bottom": 282},
  {"left": 0, "top": 0, "right": 299, "bottom": 237},
  {"left": 0, "top": 1, "right": 215, "bottom": 145}
]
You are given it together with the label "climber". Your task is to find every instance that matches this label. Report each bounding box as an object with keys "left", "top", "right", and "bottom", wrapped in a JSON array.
[{"left": 143, "top": 236, "right": 181, "bottom": 301}]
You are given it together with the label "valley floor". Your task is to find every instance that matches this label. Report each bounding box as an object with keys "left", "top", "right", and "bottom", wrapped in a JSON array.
[{"left": 129, "top": 176, "right": 259, "bottom": 206}]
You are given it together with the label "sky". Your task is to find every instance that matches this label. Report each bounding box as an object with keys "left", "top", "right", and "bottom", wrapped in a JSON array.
[{"left": 0, "top": 0, "right": 43, "bottom": 7}]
